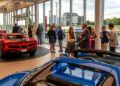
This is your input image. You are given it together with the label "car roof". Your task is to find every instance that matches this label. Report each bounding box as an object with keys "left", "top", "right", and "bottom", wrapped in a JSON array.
[{"left": 55, "top": 57, "right": 120, "bottom": 74}]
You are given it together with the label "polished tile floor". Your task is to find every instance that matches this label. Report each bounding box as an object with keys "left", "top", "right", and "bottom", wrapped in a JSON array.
[{"left": 0, "top": 44, "right": 62, "bottom": 79}]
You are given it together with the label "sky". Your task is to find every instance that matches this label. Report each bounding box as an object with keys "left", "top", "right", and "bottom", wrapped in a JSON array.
[{"left": 1, "top": 0, "right": 120, "bottom": 24}]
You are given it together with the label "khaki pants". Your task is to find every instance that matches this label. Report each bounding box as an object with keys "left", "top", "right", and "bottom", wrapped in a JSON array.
[
  {"left": 101, "top": 43, "right": 108, "bottom": 51},
  {"left": 50, "top": 43, "right": 55, "bottom": 52}
]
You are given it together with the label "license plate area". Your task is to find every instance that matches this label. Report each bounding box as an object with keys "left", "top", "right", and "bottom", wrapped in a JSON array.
[{"left": 21, "top": 49, "right": 27, "bottom": 52}]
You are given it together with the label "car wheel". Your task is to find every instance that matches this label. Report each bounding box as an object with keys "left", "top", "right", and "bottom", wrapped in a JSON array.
[
  {"left": 29, "top": 50, "right": 36, "bottom": 57},
  {"left": 1, "top": 53, "right": 7, "bottom": 59}
]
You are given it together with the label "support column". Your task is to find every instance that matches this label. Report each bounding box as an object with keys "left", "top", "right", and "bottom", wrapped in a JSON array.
[
  {"left": 101, "top": 0, "right": 104, "bottom": 26},
  {"left": 31, "top": 5, "right": 33, "bottom": 22},
  {"left": 6, "top": 13, "right": 9, "bottom": 32},
  {"left": 3, "top": 10, "right": 6, "bottom": 30},
  {"left": 83, "top": 0, "right": 87, "bottom": 23},
  {"left": 26, "top": 7, "right": 29, "bottom": 28},
  {"left": 43, "top": 2, "right": 45, "bottom": 38},
  {"left": 59, "top": 0, "right": 61, "bottom": 25},
  {"left": 70, "top": 0, "right": 72, "bottom": 26},
  {"left": 35, "top": 2, "right": 39, "bottom": 29},
  {"left": 56, "top": 2, "right": 58, "bottom": 25},
  {"left": 50, "top": 0, "right": 53, "bottom": 24},
  {"left": 8, "top": 12, "right": 10, "bottom": 31},
  {"left": 95, "top": 0, "right": 104, "bottom": 49},
  {"left": 83, "top": 0, "right": 86, "bottom": 23},
  {"left": 13, "top": 10, "right": 16, "bottom": 25},
  {"left": 9, "top": 12, "right": 12, "bottom": 32}
]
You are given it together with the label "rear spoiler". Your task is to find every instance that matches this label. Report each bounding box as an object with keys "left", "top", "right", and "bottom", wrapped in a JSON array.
[{"left": 73, "top": 49, "right": 120, "bottom": 58}]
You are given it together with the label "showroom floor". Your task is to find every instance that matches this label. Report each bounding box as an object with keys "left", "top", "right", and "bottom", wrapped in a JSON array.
[{"left": 0, "top": 44, "right": 63, "bottom": 79}]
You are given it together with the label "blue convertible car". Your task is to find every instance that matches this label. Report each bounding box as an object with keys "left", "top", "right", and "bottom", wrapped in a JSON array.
[{"left": 0, "top": 50, "right": 120, "bottom": 86}]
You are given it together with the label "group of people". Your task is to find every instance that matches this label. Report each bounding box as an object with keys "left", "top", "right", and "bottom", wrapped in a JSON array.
[
  {"left": 47, "top": 24, "right": 65, "bottom": 53},
  {"left": 13, "top": 23, "right": 43, "bottom": 45},
  {"left": 13, "top": 22, "right": 118, "bottom": 54},
  {"left": 28, "top": 24, "right": 43, "bottom": 45},
  {"left": 101, "top": 23, "right": 118, "bottom": 52},
  {"left": 65, "top": 23, "right": 118, "bottom": 54}
]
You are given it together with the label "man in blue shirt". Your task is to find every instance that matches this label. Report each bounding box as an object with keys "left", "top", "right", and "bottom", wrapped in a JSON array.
[{"left": 58, "top": 25, "right": 65, "bottom": 52}]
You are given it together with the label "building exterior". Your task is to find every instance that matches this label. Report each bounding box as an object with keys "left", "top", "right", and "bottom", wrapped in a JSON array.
[{"left": 62, "top": 12, "right": 84, "bottom": 26}]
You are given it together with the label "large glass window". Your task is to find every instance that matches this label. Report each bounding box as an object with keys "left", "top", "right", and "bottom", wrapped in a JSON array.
[
  {"left": 86, "top": 0, "right": 95, "bottom": 26},
  {"left": 72, "top": 0, "right": 83, "bottom": 29},
  {"left": 17, "top": 9, "right": 22, "bottom": 15},
  {"left": 53, "top": 0, "right": 59, "bottom": 25},
  {"left": 104, "top": 0, "right": 120, "bottom": 28},
  {"left": 33, "top": 5, "right": 35, "bottom": 23},
  {"left": 0, "top": 13, "right": 3, "bottom": 25},
  {"left": 61, "top": 0, "right": 70, "bottom": 32},
  {"left": 45, "top": 1, "right": 50, "bottom": 30},
  {"left": 39, "top": 3, "right": 43, "bottom": 24}
]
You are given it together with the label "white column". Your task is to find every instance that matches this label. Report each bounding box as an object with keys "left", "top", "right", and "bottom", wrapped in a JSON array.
[
  {"left": 83, "top": 0, "right": 86, "bottom": 23},
  {"left": 95, "top": 0, "right": 104, "bottom": 49},
  {"left": 50, "top": 0, "right": 53, "bottom": 24},
  {"left": 13, "top": 11, "right": 16, "bottom": 25},
  {"left": 56, "top": 2, "right": 58, "bottom": 25},
  {"left": 101, "top": 0, "right": 104, "bottom": 26},
  {"left": 8, "top": 12, "right": 10, "bottom": 32},
  {"left": 9, "top": 12, "right": 12, "bottom": 32},
  {"left": 31, "top": 6, "right": 33, "bottom": 21},
  {"left": 59, "top": 0, "right": 61, "bottom": 25},
  {"left": 70, "top": 0, "right": 72, "bottom": 26},
  {"left": 3, "top": 10, "right": 6, "bottom": 29},
  {"left": 43, "top": 2, "right": 45, "bottom": 38},
  {"left": 35, "top": 2, "right": 39, "bottom": 28}
]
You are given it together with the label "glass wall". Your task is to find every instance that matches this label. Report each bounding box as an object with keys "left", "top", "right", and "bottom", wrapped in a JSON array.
[
  {"left": 61, "top": 0, "right": 70, "bottom": 32},
  {"left": 45, "top": 1, "right": 50, "bottom": 30},
  {"left": 39, "top": 3, "right": 43, "bottom": 24},
  {"left": 86, "top": 0, "right": 95, "bottom": 26},
  {"left": 32, "top": 5, "right": 35, "bottom": 23},
  {"left": 72, "top": 0, "right": 83, "bottom": 29},
  {"left": 53, "top": 0, "right": 59, "bottom": 25},
  {"left": 0, "top": 13, "right": 3, "bottom": 29},
  {"left": 104, "top": 0, "right": 120, "bottom": 29}
]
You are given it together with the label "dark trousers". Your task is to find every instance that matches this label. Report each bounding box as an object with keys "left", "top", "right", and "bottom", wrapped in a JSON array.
[
  {"left": 110, "top": 47, "right": 115, "bottom": 52},
  {"left": 37, "top": 35, "right": 42, "bottom": 45},
  {"left": 92, "top": 40, "right": 95, "bottom": 49},
  {"left": 58, "top": 40, "right": 63, "bottom": 51}
]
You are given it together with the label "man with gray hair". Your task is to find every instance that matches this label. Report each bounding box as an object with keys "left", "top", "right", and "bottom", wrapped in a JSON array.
[{"left": 77, "top": 23, "right": 90, "bottom": 49}]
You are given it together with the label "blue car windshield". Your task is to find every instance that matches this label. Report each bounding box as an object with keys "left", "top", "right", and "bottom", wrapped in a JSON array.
[
  {"left": 23, "top": 61, "right": 115, "bottom": 86},
  {"left": 53, "top": 62, "right": 103, "bottom": 86}
]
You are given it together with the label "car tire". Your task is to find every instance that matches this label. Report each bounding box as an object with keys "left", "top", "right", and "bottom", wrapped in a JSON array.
[
  {"left": 29, "top": 50, "right": 36, "bottom": 57},
  {"left": 1, "top": 53, "right": 7, "bottom": 59}
]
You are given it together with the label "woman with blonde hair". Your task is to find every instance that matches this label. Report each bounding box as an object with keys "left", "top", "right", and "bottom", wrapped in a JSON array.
[{"left": 65, "top": 26, "right": 76, "bottom": 53}]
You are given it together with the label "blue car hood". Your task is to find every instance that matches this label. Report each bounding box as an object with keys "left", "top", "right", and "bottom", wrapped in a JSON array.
[{"left": 0, "top": 71, "right": 31, "bottom": 86}]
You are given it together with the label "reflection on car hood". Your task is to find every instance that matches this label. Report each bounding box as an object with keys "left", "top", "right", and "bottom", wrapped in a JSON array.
[
  {"left": 0, "top": 71, "right": 31, "bottom": 86},
  {"left": 5, "top": 38, "right": 34, "bottom": 43}
]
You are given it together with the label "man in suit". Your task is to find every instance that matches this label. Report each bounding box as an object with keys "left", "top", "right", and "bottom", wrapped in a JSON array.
[
  {"left": 77, "top": 23, "right": 90, "bottom": 49},
  {"left": 109, "top": 23, "right": 118, "bottom": 52}
]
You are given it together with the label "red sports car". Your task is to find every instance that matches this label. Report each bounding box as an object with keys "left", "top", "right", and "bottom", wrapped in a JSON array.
[{"left": 0, "top": 33, "right": 37, "bottom": 58}]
